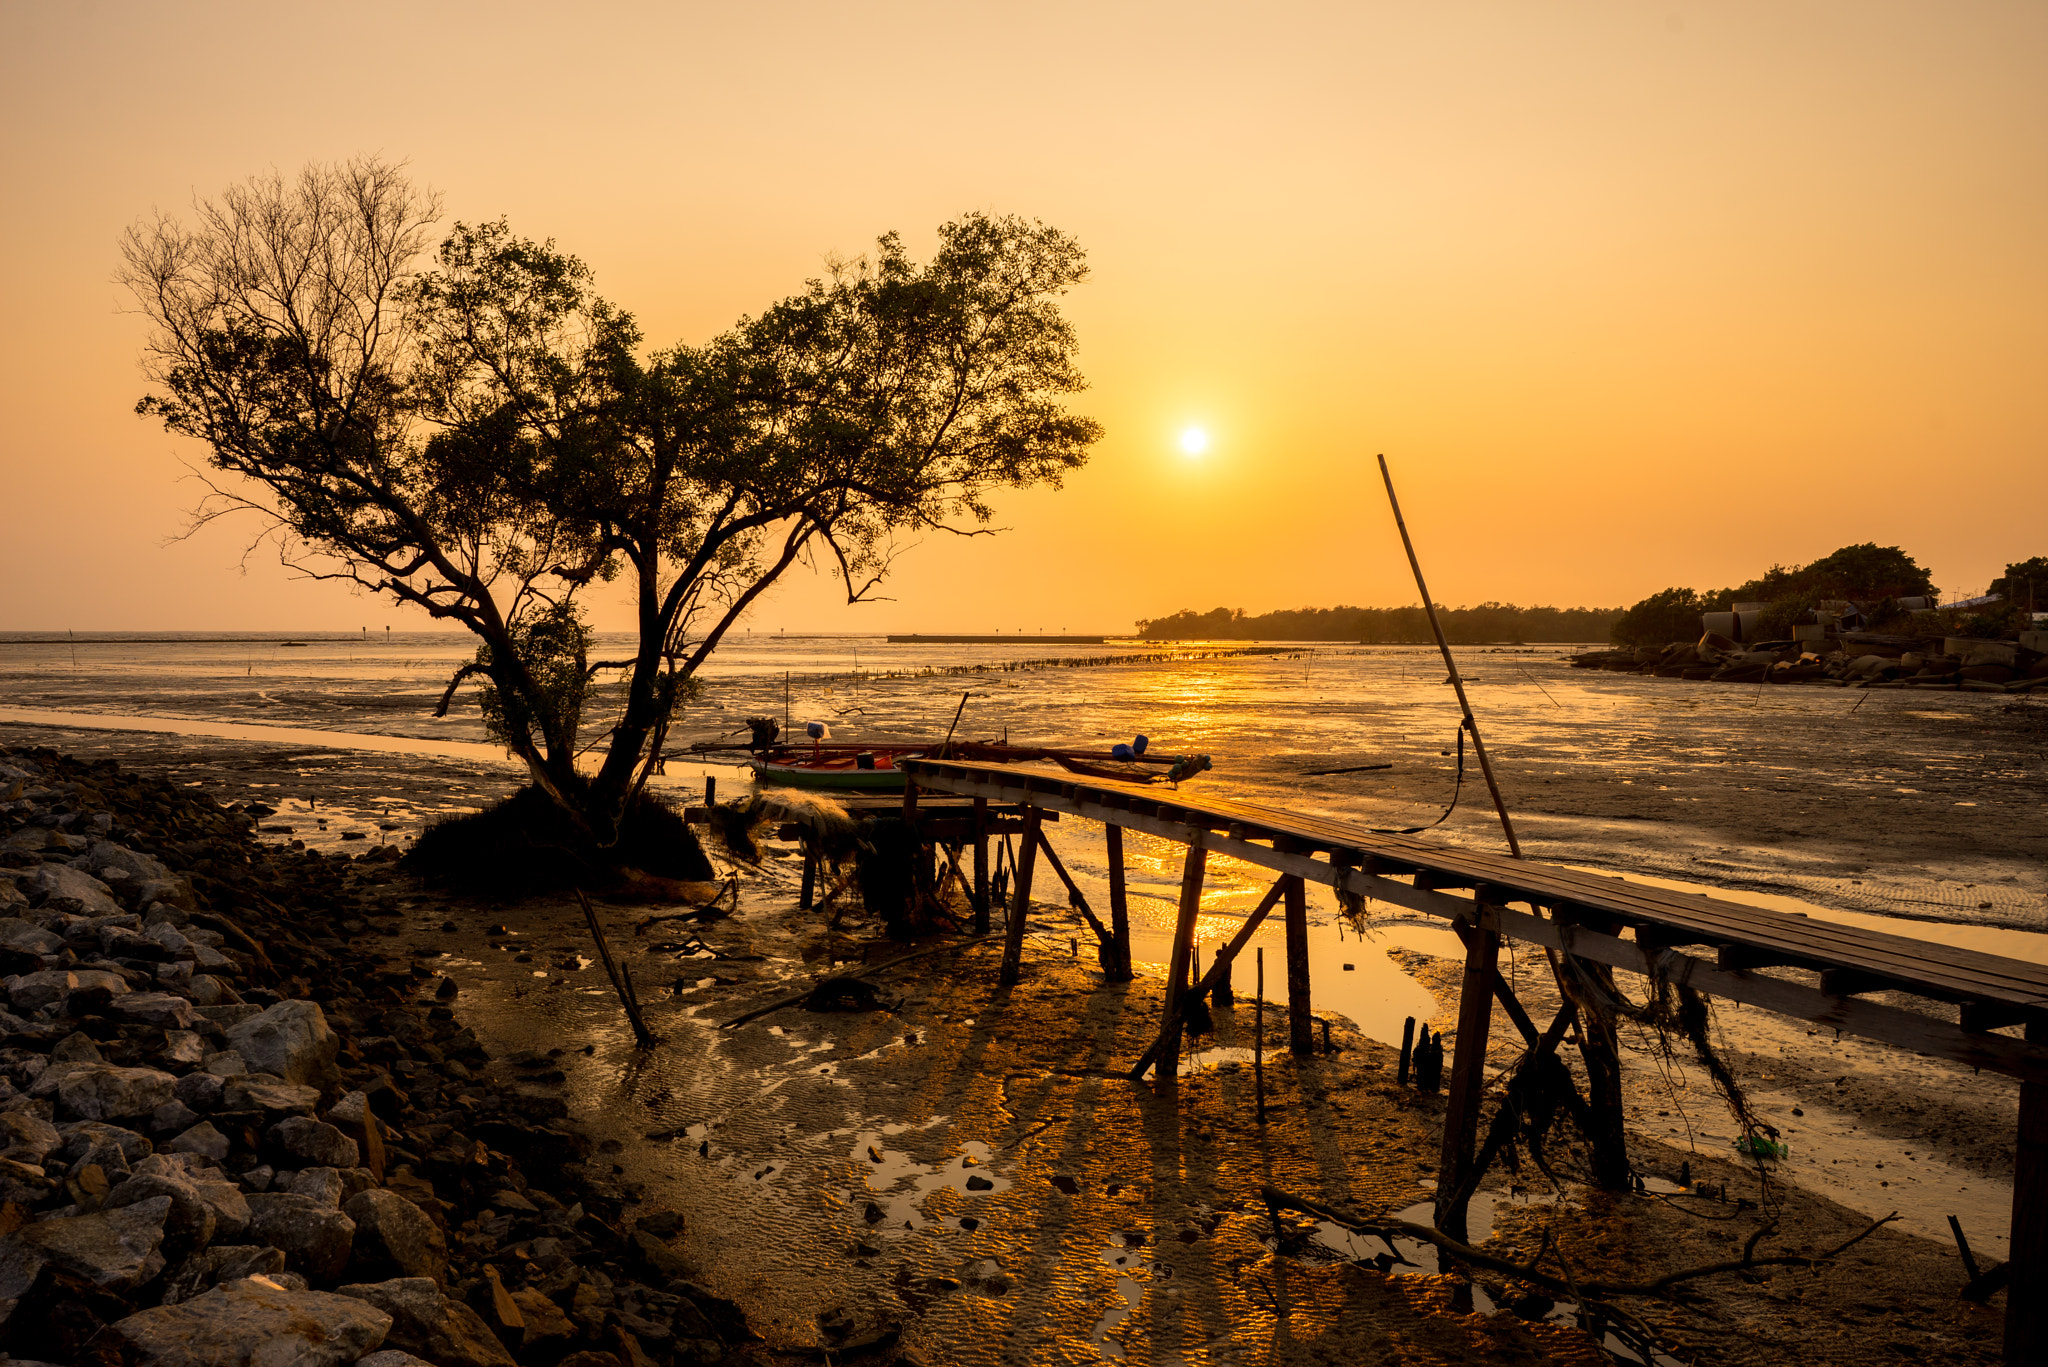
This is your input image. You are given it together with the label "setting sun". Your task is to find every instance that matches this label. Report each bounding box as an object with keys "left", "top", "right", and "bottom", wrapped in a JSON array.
[{"left": 1179, "top": 426, "right": 1209, "bottom": 456}]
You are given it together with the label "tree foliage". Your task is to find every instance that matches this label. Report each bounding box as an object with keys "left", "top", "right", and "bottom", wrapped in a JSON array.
[
  {"left": 1136, "top": 603, "right": 1622, "bottom": 644},
  {"left": 124, "top": 158, "right": 1101, "bottom": 841},
  {"left": 1610, "top": 544, "right": 1940, "bottom": 646}
]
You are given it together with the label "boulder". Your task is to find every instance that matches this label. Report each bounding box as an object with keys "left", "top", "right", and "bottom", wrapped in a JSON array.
[
  {"left": 89, "top": 840, "right": 173, "bottom": 884},
  {"left": 167, "top": 1120, "right": 232, "bottom": 1163},
  {"left": 56, "top": 1063, "right": 179, "bottom": 1122},
  {"left": 288, "top": 1166, "right": 348, "bottom": 1207},
  {"left": 115, "top": 992, "right": 200, "bottom": 1030},
  {"left": 158, "top": 1244, "right": 287, "bottom": 1306},
  {"left": 357, "top": 1353, "right": 438, "bottom": 1367},
  {"left": 0, "top": 1109, "right": 61, "bottom": 1165},
  {"left": 54, "top": 1119, "right": 154, "bottom": 1170},
  {"left": 23, "top": 864, "right": 121, "bottom": 916},
  {"left": 243, "top": 1191, "right": 356, "bottom": 1283},
  {"left": 0, "top": 1154, "right": 57, "bottom": 1203},
  {"left": 174, "top": 1072, "right": 226, "bottom": 1115},
  {"left": 221, "top": 1076, "right": 320, "bottom": 1116},
  {"left": 268, "top": 1116, "right": 359, "bottom": 1169},
  {"left": 0, "top": 916, "right": 64, "bottom": 955},
  {"left": 343, "top": 1189, "right": 448, "bottom": 1284},
  {"left": 511, "top": 1286, "right": 577, "bottom": 1348},
  {"left": 7, "top": 967, "right": 131, "bottom": 1012},
  {"left": 108, "top": 1275, "right": 392, "bottom": 1367},
  {"left": 104, "top": 1169, "right": 221, "bottom": 1253},
  {"left": 0, "top": 1193, "right": 171, "bottom": 1299},
  {"left": 336, "top": 1277, "right": 515, "bottom": 1367},
  {"left": 225, "top": 1000, "right": 340, "bottom": 1092}
]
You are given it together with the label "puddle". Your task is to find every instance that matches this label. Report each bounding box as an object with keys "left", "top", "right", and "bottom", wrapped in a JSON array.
[{"left": 845, "top": 1133, "right": 1010, "bottom": 1235}]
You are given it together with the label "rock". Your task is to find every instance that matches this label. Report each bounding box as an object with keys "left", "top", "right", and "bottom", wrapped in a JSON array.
[
  {"left": 0, "top": 1154, "right": 57, "bottom": 1203},
  {"left": 555, "top": 1354, "right": 624, "bottom": 1367},
  {"left": 268, "top": 1116, "right": 358, "bottom": 1169},
  {"left": 343, "top": 1189, "right": 448, "bottom": 1284},
  {"left": 23, "top": 864, "right": 120, "bottom": 917},
  {"left": 0, "top": 1193, "right": 171, "bottom": 1298},
  {"left": 167, "top": 1121, "right": 232, "bottom": 1163},
  {"left": 221, "top": 1076, "right": 319, "bottom": 1115},
  {"left": 225, "top": 1001, "right": 340, "bottom": 1092},
  {"left": 628, "top": 1229, "right": 690, "bottom": 1280},
  {"left": 104, "top": 1170, "right": 219, "bottom": 1253},
  {"left": 51, "top": 1030, "right": 105, "bottom": 1064},
  {"left": 6, "top": 967, "right": 130, "bottom": 1012},
  {"left": 158, "top": 1244, "right": 286, "bottom": 1305},
  {"left": 288, "top": 1166, "right": 347, "bottom": 1208},
  {"left": 152, "top": 1099, "right": 205, "bottom": 1135},
  {"left": 175, "top": 1071, "right": 226, "bottom": 1113},
  {"left": 119, "top": 1156, "right": 250, "bottom": 1242},
  {"left": 0, "top": 917, "right": 64, "bottom": 955},
  {"left": 511, "top": 1286, "right": 577, "bottom": 1348},
  {"left": 0, "top": 1109, "right": 60, "bottom": 1164},
  {"left": 357, "top": 1353, "right": 438, "bottom": 1367},
  {"left": 54, "top": 1119, "right": 153, "bottom": 1171},
  {"left": 158, "top": 1030, "right": 207, "bottom": 1069},
  {"left": 336, "top": 1277, "right": 515, "bottom": 1367},
  {"left": 243, "top": 1191, "right": 356, "bottom": 1283},
  {"left": 108, "top": 1275, "right": 392, "bottom": 1367},
  {"left": 56, "top": 1063, "right": 178, "bottom": 1122},
  {"left": 115, "top": 992, "right": 200, "bottom": 1030},
  {"left": 89, "top": 840, "right": 173, "bottom": 884}
]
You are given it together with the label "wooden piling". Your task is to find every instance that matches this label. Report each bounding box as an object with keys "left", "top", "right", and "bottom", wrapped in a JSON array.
[
  {"left": 999, "top": 806, "right": 1043, "bottom": 986},
  {"left": 2007, "top": 1020, "right": 2048, "bottom": 1363},
  {"left": 1283, "top": 873, "right": 1312, "bottom": 1056},
  {"left": 1106, "top": 824, "right": 1133, "bottom": 981},
  {"left": 799, "top": 839, "right": 816, "bottom": 911},
  {"left": 972, "top": 797, "right": 990, "bottom": 935},
  {"left": 1255, "top": 947, "right": 1267, "bottom": 1124},
  {"left": 1438, "top": 913, "right": 1501, "bottom": 1240},
  {"left": 1158, "top": 835, "right": 1208, "bottom": 1084}
]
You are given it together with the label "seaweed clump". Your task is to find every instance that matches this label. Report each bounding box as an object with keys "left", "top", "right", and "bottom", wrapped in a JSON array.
[{"left": 405, "top": 783, "right": 713, "bottom": 896}]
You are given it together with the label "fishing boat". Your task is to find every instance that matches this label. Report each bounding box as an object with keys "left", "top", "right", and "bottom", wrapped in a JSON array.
[
  {"left": 746, "top": 745, "right": 926, "bottom": 791},
  {"left": 722, "top": 731, "right": 1211, "bottom": 792}
]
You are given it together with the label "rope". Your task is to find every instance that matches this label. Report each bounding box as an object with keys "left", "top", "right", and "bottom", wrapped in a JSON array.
[{"left": 1368, "top": 725, "right": 1467, "bottom": 834}]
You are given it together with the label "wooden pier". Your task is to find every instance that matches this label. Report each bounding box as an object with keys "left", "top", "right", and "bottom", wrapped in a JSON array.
[{"left": 899, "top": 756, "right": 2048, "bottom": 1364}]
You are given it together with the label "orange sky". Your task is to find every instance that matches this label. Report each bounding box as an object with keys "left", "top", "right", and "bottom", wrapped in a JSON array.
[{"left": 3, "top": 2, "right": 2043, "bottom": 633}]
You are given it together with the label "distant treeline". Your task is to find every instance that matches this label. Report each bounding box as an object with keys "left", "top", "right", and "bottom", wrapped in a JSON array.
[{"left": 1135, "top": 603, "right": 1622, "bottom": 644}]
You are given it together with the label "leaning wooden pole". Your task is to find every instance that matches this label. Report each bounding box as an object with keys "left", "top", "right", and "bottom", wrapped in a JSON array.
[
  {"left": 1157, "top": 836, "right": 1208, "bottom": 1085},
  {"left": 1375, "top": 453, "right": 1521, "bottom": 859},
  {"left": 999, "top": 807, "right": 1043, "bottom": 986}
]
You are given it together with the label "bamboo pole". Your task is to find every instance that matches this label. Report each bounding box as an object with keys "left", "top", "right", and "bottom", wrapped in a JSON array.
[{"left": 1375, "top": 453, "right": 1521, "bottom": 858}]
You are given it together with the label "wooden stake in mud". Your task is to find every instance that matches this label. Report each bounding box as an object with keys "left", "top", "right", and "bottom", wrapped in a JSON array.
[
  {"left": 1255, "top": 947, "right": 1267, "bottom": 1124},
  {"left": 1375, "top": 453, "right": 1521, "bottom": 859},
  {"left": 1438, "top": 909, "right": 1502, "bottom": 1241},
  {"left": 999, "top": 807, "right": 1043, "bottom": 986},
  {"left": 972, "top": 797, "right": 991, "bottom": 935},
  {"left": 2007, "top": 1019, "right": 2048, "bottom": 1364},
  {"left": 1283, "top": 871, "right": 1313, "bottom": 1056},
  {"left": 1157, "top": 835, "right": 1209, "bottom": 1085},
  {"left": 575, "top": 888, "right": 657, "bottom": 1049},
  {"left": 1106, "top": 824, "right": 1133, "bottom": 981}
]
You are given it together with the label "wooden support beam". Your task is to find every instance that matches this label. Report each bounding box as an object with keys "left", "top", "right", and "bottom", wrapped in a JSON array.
[
  {"left": 1130, "top": 875, "right": 1286, "bottom": 1079},
  {"left": 1439, "top": 915, "right": 1501, "bottom": 1239},
  {"left": 1819, "top": 967, "right": 1895, "bottom": 998},
  {"left": 1718, "top": 943, "right": 1805, "bottom": 972},
  {"left": 2007, "top": 1021, "right": 2048, "bottom": 1364},
  {"left": 1106, "top": 824, "right": 1133, "bottom": 982},
  {"left": 972, "top": 798, "right": 990, "bottom": 936},
  {"left": 1157, "top": 835, "right": 1208, "bottom": 1085},
  {"left": 1284, "top": 874, "right": 1313, "bottom": 1057},
  {"left": 899, "top": 769, "right": 2048, "bottom": 1086},
  {"left": 1032, "top": 825, "right": 1115, "bottom": 957},
  {"left": 1490, "top": 963, "right": 1542, "bottom": 1047},
  {"left": 799, "top": 839, "right": 816, "bottom": 911},
  {"left": 999, "top": 806, "right": 1042, "bottom": 987},
  {"left": 1965, "top": 1002, "right": 2036, "bottom": 1034}
]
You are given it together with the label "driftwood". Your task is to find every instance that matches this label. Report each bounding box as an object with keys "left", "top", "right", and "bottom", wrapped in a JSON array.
[
  {"left": 1261, "top": 1185, "right": 1899, "bottom": 1298},
  {"left": 576, "top": 888, "right": 657, "bottom": 1048}
]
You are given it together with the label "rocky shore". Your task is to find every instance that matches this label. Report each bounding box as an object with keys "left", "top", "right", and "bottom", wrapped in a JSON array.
[
  {"left": 0, "top": 746, "right": 752, "bottom": 1367},
  {"left": 1571, "top": 629, "right": 2048, "bottom": 691}
]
